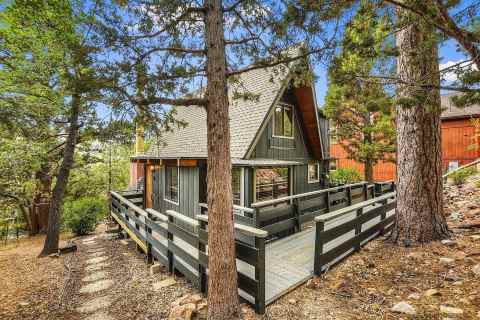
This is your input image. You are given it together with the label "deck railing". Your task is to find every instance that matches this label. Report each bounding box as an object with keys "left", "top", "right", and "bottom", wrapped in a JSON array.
[
  {"left": 110, "top": 190, "right": 268, "bottom": 314},
  {"left": 313, "top": 191, "right": 397, "bottom": 274}
]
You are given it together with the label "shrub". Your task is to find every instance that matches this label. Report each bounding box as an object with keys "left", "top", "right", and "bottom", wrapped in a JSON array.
[
  {"left": 330, "top": 168, "right": 363, "bottom": 185},
  {"left": 450, "top": 166, "right": 477, "bottom": 185},
  {"left": 63, "top": 197, "right": 106, "bottom": 235}
]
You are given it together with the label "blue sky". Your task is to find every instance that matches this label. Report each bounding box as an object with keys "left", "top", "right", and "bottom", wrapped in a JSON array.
[{"left": 313, "top": 38, "right": 469, "bottom": 107}]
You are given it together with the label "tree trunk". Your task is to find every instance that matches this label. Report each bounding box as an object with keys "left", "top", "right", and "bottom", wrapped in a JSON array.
[
  {"left": 39, "top": 94, "right": 80, "bottom": 256},
  {"left": 204, "top": 0, "right": 240, "bottom": 319},
  {"left": 391, "top": 6, "right": 449, "bottom": 245}
]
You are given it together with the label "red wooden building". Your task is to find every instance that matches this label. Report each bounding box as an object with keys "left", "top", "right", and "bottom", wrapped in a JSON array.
[{"left": 330, "top": 94, "right": 480, "bottom": 181}]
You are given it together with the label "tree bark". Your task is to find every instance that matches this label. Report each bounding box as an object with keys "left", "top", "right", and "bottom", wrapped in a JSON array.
[
  {"left": 391, "top": 6, "right": 449, "bottom": 245},
  {"left": 365, "top": 156, "right": 374, "bottom": 184},
  {"left": 204, "top": 0, "right": 240, "bottom": 319},
  {"left": 39, "top": 94, "right": 80, "bottom": 256}
]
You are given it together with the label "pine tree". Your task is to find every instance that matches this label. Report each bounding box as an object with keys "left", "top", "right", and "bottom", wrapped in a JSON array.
[{"left": 324, "top": 1, "right": 395, "bottom": 183}]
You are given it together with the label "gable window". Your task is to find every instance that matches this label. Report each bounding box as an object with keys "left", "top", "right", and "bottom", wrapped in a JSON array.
[
  {"left": 273, "top": 104, "right": 293, "bottom": 138},
  {"left": 255, "top": 167, "right": 290, "bottom": 202},
  {"left": 308, "top": 163, "right": 320, "bottom": 183},
  {"left": 165, "top": 166, "right": 179, "bottom": 204}
]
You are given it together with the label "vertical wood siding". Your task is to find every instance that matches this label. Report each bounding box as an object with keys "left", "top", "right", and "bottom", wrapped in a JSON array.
[{"left": 330, "top": 118, "right": 480, "bottom": 181}]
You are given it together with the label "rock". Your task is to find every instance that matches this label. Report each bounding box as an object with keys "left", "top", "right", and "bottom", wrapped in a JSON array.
[
  {"left": 79, "top": 279, "right": 114, "bottom": 294},
  {"left": 18, "top": 301, "right": 29, "bottom": 307},
  {"left": 76, "top": 296, "right": 111, "bottom": 313},
  {"left": 120, "top": 239, "right": 130, "bottom": 246},
  {"left": 169, "top": 303, "right": 196, "bottom": 320},
  {"left": 82, "top": 271, "right": 107, "bottom": 283},
  {"left": 153, "top": 277, "right": 176, "bottom": 291},
  {"left": 407, "top": 293, "right": 421, "bottom": 300},
  {"left": 445, "top": 270, "right": 461, "bottom": 282},
  {"left": 439, "top": 258, "right": 455, "bottom": 265},
  {"left": 471, "top": 235, "right": 480, "bottom": 241},
  {"left": 464, "top": 257, "right": 477, "bottom": 264},
  {"left": 392, "top": 301, "right": 416, "bottom": 315},
  {"left": 288, "top": 299, "right": 297, "bottom": 305},
  {"left": 473, "top": 264, "right": 480, "bottom": 276},
  {"left": 441, "top": 239, "right": 457, "bottom": 247},
  {"left": 424, "top": 289, "right": 441, "bottom": 297},
  {"left": 306, "top": 278, "right": 320, "bottom": 289},
  {"left": 150, "top": 263, "right": 163, "bottom": 275},
  {"left": 452, "top": 281, "right": 464, "bottom": 286},
  {"left": 440, "top": 305, "right": 463, "bottom": 316}
]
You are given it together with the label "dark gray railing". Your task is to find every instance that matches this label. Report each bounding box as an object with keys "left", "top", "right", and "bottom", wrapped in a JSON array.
[
  {"left": 313, "top": 192, "right": 396, "bottom": 274},
  {"left": 110, "top": 191, "right": 268, "bottom": 314}
]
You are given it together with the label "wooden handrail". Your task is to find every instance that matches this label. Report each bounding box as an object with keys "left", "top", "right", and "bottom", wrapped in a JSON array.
[
  {"left": 110, "top": 190, "right": 148, "bottom": 217},
  {"left": 315, "top": 192, "right": 396, "bottom": 223},
  {"left": 145, "top": 208, "right": 168, "bottom": 222},
  {"left": 198, "top": 202, "right": 255, "bottom": 214},
  {"left": 251, "top": 181, "right": 369, "bottom": 208},
  {"left": 196, "top": 215, "right": 268, "bottom": 238},
  {"left": 166, "top": 210, "right": 200, "bottom": 228},
  {"left": 443, "top": 158, "right": 480, "bottom": 178}
]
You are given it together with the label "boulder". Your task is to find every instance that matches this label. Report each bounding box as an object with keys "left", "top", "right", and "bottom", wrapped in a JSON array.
[
  {"left": 391, "top": 301, "right": 416, "bottom": 315},
  {"left": 150, "top": 263, "right": 163, "bottom": 275},
  {"left": 473, "top": 264, "right": 480, "bottom": 276},
  {"left": 439, "top": 305, "right": 463, "bottom": 316},
  {"left": 424, "top": 289, "right": 441, "bottom": 297}
]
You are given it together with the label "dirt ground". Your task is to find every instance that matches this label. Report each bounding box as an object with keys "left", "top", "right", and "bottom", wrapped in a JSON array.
[{"left": 1, "top": 182, "right": 479, "bottom": 320}]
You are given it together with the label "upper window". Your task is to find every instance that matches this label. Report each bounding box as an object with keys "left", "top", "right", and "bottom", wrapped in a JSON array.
[
  {"left": 165, "top": 166, "right": 179, "bottom": 203},
  {"left": 308, "top": 163, "right": 320, "bottom": 183},
  {"left": 255, "top": 167, "right": 290, "bottom": 202},
  {"left": 273, "top": 104, "right": 293, "bottom": 138}
]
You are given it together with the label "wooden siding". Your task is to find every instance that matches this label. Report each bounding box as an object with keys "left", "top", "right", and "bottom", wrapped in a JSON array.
[
  {"left": 330, "top": 117, "right": 480, "bottom": 181},
  {"left": 155, "top": 166, "right": 200, "bottom": 220},
  {"left": 294, "top": 164, "right": 325, "bottom": 194}
]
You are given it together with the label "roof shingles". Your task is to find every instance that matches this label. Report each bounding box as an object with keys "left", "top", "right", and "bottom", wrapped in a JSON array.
[{"left": 146, "top": 67, "right": 288, "bottom": 159}]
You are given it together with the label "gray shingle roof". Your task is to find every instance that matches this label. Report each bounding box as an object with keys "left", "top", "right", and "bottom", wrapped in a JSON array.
[
  {"left": 144, "top": 66, "right": 289, "bottom": 159},
  {"left": 441, "top": 94, "right": 480, "bottom": 119}
]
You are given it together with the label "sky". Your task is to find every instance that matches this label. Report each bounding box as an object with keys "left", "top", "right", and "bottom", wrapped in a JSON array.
[{"left": 313, "top": 39, "right": 469, "bottom": 107}]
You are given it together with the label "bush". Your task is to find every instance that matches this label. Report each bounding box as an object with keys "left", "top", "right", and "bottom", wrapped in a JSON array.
[
  {"left": 330, "top": 168, "right": 363, "bottom": 185},
  {"left": 63, "top": 197, "right": 106, "bottom": 235},
  {"left": 450, "top": 166, "right": 477, "bottom": 185}
]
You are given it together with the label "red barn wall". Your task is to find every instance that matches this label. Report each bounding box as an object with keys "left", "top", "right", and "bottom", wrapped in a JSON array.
[{"left": 331, "top": 117, "right": 479, "bottom": 182}]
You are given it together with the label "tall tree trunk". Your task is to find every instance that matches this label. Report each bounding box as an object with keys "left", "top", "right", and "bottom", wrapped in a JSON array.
[
  {"left": 391, "top": 6, "right": 449, "bottom": 245},
  {"left": 204, "top": 0, "right": 240, "bottom": 319},
  {"left": 39, "top": 94, "right": 80, "bottom": 256}
]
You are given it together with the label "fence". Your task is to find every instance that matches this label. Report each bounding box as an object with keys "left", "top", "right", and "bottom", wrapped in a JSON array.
[
  {"left": 110, "top": 190, "right": 269, "bottom": 314},
  {"left": 313, "top": 192, "right": 396, "bottom": 274}
]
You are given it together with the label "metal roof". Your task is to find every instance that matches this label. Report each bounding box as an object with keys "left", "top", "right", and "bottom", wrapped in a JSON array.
[
  {"left": 441, "top": 94, "right": 480, "bottom": 120},
  {"left": 143, "top": 66, "right": 289, "bottom": 159}
]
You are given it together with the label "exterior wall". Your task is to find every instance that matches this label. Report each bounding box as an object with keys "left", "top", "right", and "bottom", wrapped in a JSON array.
[
  {"left": 330, "top": 117, "right": 480, "bottom": 181},
  {"left": 129, "top": 162, "right": 145, "bottom": 188},
  {"left": 250, "top": 108, "right": 313, "bottom": 161},
  {"left": 151, "top": 165, "right": 200, "bottom": 219}
]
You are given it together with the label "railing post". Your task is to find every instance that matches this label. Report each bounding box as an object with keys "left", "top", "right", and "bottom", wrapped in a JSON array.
[
  {"left": 253, "top": 208, "right": 260, "bottom": 228},
  {"left": 167, "top": 214, "right": 174, "bottom": 273},
  {"left": 325, "top": 192, "right": 331, "bottom": 213},
  {"left": 347, "top": 186, "right": 352, "bottom": 206},
  {"left": 145, "top": 217, "right": 153, "bottom": 264},
  {"left": 379, "top": 199, "right": 388, "bottom": 235},
  {"left": 354, "top": 208, "right": 363, "bottom": 251},
  {"left": 255, "top": 236, "right": 266, "bottom": 314},
  {"left": 313, "top": 220, "right": 325, "bottom": 275},
  {"left": 198, "top": 219, "right": 208, "bottom": 294},
  {"left": 362, "top": 183, "right": 368, "bottom": 201},
  {"left": 293, "top": 198, "right": 300, "bottom": 232}
]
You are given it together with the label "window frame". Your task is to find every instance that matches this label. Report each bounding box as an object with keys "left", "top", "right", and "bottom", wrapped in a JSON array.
[
  {"left": 231, "top": 167, "right": 244, "bottom": 207},
  {"left": 164, "top": 165, "right": 180, "bottom": 205},
  {"left": 307, "top": 162, "right": 321, "bottom": 184},
  {"left": 272, "top": 103, "right": 295, "bottom": 139},
  {"left": 253, "top": 167, "right": 291, "bottom": 202}
]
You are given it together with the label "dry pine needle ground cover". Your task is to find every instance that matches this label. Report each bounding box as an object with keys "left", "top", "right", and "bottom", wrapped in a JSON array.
[{"left": 0, "top": 181, "right": 479, "bottom": 320}]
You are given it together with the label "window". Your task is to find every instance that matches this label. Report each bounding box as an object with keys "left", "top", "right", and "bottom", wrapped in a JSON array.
[
  {"left": 308, "top": 163, "right": 320, "bottom": 183},
  {"left": 232, "top": 167, "right": 242, "bottom": 206},
  {"left": 273, "top": 104, "right": 293, "bottom": 138},
  {"left": 329, "top": 120, "right": 338, "bottom": 144},
  {"left": 255, "top": 167, "right": 289, "bottom": 202},
  {"left": 165, "top": 166, "right": 179, "bottom": 203},
  {"left": 329, "top": 159, "right": 337, "bottom": 171}
]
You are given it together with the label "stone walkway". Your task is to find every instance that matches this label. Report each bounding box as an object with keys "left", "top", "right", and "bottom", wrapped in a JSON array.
[{"left": 75, "top": 236, "right": 115, "bottom": 320}]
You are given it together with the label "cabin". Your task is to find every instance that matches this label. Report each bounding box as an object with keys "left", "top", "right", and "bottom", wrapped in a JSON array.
[
  {"left": 130, "top": 66, "right": 331, "bottom": 224},
  {"left": 329, "top": 94, "right": 480, "bottom": 181}
]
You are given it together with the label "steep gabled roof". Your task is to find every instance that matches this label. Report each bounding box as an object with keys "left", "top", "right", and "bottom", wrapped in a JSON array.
[{"left": 143, "top": 66, "right": 289, "bottom": 159}]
